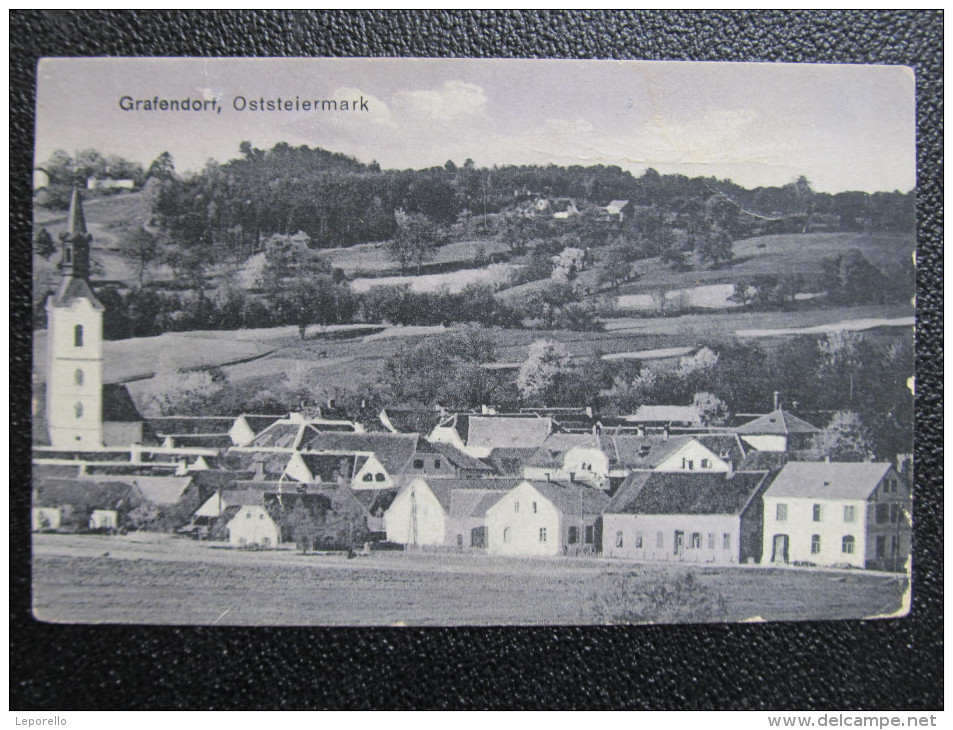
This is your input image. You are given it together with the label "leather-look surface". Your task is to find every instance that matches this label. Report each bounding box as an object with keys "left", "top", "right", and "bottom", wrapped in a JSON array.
[{"left": 10, "top": 10, "right": 942, "bottom": 710}]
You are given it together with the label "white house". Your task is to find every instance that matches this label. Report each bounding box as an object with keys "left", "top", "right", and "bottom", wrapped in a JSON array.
[
  {"left": 32, "top": 506, "right": 62, "bottom": 531},
  {"left": 761, "top": 461, "right": 911, "bottom": 571},
  {"left": 602, "top": 471, "right": 770, "bottom": 565},
  {"left": 485, "top": 480, "right": 608, "bottom": 557},
  {"left": 226, "top": 505, "right": 280, "bottom": 548},
  {"left": 428, "top": 414, "right": 553, "bottom": 459},
  {"left": 89, "top": 509, "right": 119, "bottom": 531},
  {"left": 602, "top": 199, "right": 631, "bottom": 221},
  {"left": 624, "top": 404, "right": 702, "bottom": 428}
]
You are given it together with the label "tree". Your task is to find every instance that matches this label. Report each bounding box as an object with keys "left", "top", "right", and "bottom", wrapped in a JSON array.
[
  {"left": 697, "top": 225, "right": 733, "bottom": 268},
  {"left": 119, "top": 225, "right": 159, "bottom": 284},
  {"left": 516, "top": 339, "right": 573, "bottom": 404},
  {"left": 806, "top": 411, "right": 875, "bottom": 462},
  {"left": 147, "top": 151, "right": 175, "bottom": 181},
  {"left": 387, "top": 212, "right": 447, "bottom": 274},
  {"left": 693, "top": 391, "right": 729, "bottom": 426},
  {"left": 33, "top": 227, "right": 56, "bottom": 258}
]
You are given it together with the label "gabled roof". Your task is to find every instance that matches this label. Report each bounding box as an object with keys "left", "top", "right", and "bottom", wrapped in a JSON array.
[
  {"left": 148, "top": 417, "right": 235, "bottom": 436},
  {"left": 294, "top": 453, "right": 365, "bottom": 483},
  {"left": 380, "top": 407, "right": 445, "bottom": 435},
  {"left": 448, "top": 490, "right": 508, "bottom": 519},
  {"left": 189, "top": 470, "right": 255, "bottom": 492},
  {"left": 195, "top": 489, "right": 266, "bottom": 517},
  {"left": 604, "top": 434, "right": 692, "bottom": 469},
  {"left": 693, "top": 434, "right": 748, "bottom": 465},
  {"left": 226, "top": 451, "right": 292, "bottom": 477},
  {"left": 165, "top": 434, "right": 234, "bottom": 450},
  {"left": 482, "top": 447, "right": 543, "bottom": 476},
  {"left": 605, "top": 199, "right": 630, "bottom": 211},
  {"left": 34, "top": 479, "right": 140, "bottom": 511},
  {"left": 240, "top": 415, "right": 285, "bottom": 435},
  {"left": 529, "top": 481, "right": 609, "bottom": 516},
  {"left": 32, "top": 463, "right": 82, "bottom": 481},
  {"left": 421, "top": 477, "right": 524, "bottom": 512},
  {"left": 736, "top": 409, "right": 819, "bottom": 435},
  {"left": 627, "top": 405, "right": 701, "bottom": 424},
  {"left": 420, "top": 441, "right": 495, "bottom": 472},
  {"left": 128, "top": 475, "right": 193, "bottom": 506},
  {"left": 525, "top": 433, "right": 599, "bottom": 468},
  {"left": 607, "top": 471, "right": 770, "bottom": 516},
  {"left": 741, "top": 450, "right": 789, "bottom": 472},
  {"left": 465, "top": 416, "right": 553, "bottom": 450},
  {"left": 762, "top": 461, "right": 893, "bottom": 500},
  {"left": 300, "top": 431, "right": 419, "bottom": 474},
  {"left": 102, "top": 384, "right": 144, "bottom": 423},
  {"left": 246, "top": 422, "right": 305, "bottom": 449}
]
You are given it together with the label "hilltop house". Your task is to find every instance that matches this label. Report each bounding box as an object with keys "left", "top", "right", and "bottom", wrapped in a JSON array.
[
  {"left": 383, "top": 477, "right": 521, "bottom": 547},
  {"left": 485, "top": 480, "right": 608, "bottom": 557},
  {"left": 602, "top": 471, "right": 771, "bottom": 565},
  {"left": 601, "top": 199, "right": 632, "bottom": 221},
  {"left": 761, "top": 462, "right": 911, "bottom": 571}
]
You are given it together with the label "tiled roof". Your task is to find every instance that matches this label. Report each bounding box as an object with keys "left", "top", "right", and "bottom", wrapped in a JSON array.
[
  {"left": 466, "top": 416, "right": 553, "bottom": 450},
  {"left": 296, "top": 453, "right": 364, "bottom": 483},
  {"left": 628, "top": 405, "right": 701, "bottom": 424},
  {"left": 530, "top": 481, "right": 609, "bottom": 516},
  {"left": 605, "top": 434, "right": 692, "bottom": 469},
  {"left": 247, "top": 422, "right": 304, "bottom": 449},
  {"left": 128, "top": 475, "right": 193, "bottom": 506},
  {"left": 448, "top": 490, "right": 507, "bottom": 519},
  {"left": 148, "top": 417, "right": 235, "bottom": 436},
  {"left": 422, "top": 477, "right": 524, "bottom": 512},
  {"left": 762, "top": 462, "right": 893, "bottom": 500},
  {"left": 736, "top": 409, "right": 819, "bottom": 436},
  {"left": 422, "top": 441, "right": 495, "bottom": 472},
  {"left": 607, "top": 471, "right": 770, "bottom": 516},
  {"left": 34, "top": 479, "right": 140, "bottom": 511},
  {"left": 482, "top": 447, "right": 543, "bottom": 476},
  {"left": 241, "top": 415, "right": 284, "bottom": 435},
  {"left": 102, "top": 384, "right": 144, "bottom": 423},
  {"left": 50, "top": 276, "right": 104, "bottom": 310},
  {"left": 300, "top": 431, "right": 420, "bottom": 475}
]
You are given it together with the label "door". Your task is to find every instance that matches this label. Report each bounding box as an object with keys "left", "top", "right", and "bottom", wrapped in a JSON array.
[
  {"left": 771, "top": 534, "right": 789, "bottom": 564},
  {"left": 674, "top": 530, "right": 684, "bottom": 556}
]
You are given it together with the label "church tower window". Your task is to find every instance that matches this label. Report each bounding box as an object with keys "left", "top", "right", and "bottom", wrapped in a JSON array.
[
  {"left": 74, "top": 402, "right": 84, "bottom": 418},
  {"left": 74, "top": 369, "right": 84, "bottom": 386},
  {"left": 74, "top": 324, "right": 84, "bottom": 347}
]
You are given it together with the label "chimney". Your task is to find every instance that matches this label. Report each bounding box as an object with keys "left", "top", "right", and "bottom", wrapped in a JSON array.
[
  {"left": 569, "top": 471, "right": 576, "bottom": 483},
  {"left": 545, "top": 472, "right": 551, "bottom": 483},
  {"left": 662, "top": 425, "right": 669, "bottom": 441},
  {"left": 726, "top": 459, "right": 734, "bottom": 478},
  {"left": 254, "top": 458, "right": 265, "bottom": 481},
  {"left": 773, "top": 391, "right": 781, "bottom": 411}
]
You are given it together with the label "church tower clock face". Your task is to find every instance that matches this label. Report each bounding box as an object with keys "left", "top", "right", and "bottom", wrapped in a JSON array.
[{"left": 46, "top": 187, "right": 105, "bottom": 448}]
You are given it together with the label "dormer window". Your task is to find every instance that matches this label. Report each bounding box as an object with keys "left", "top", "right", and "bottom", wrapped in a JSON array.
[{"left": 74, "top": 325, "right": 84, "bottom": 347}]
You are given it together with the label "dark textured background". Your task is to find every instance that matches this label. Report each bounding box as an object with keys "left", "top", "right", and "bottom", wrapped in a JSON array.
[{"left": 9, "top": 10, "right": 943, "bottom": 710}]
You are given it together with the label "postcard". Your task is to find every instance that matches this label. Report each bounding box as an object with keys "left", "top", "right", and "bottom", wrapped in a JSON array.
[{"left": 31, "top": 58, "right": 915, "bottom": 625}]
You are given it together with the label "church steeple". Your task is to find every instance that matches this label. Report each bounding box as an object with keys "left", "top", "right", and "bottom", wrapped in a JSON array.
[{"left": 59, "top": 186, "right": 93, "bottom": 279}]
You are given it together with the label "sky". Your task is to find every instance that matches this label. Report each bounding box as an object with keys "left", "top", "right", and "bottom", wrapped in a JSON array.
[{"left": 35, "top": 58, "right": 916, "bottom": 194}]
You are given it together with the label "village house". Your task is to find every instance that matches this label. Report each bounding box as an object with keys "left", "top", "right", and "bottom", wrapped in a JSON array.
[
  {"left": 602, "top": 470, "right": 771, "bottom": 565},
  {"left": 600, "top": 199, "right": 632, "bottom": 221},
  {"left": 32, "top": 479, "right": 143, "bottom": 533},
  {"left": 761, "top": 462, "right": 911, "bottom": 571},
  {"left": 622, "top": 404, "right": 703, "bottom": 429},
  {"left": 191, "top": 488, "right": 264, "bottom": 536},
  {"left": 429, "top": 413, "right": 553, "bottom": 458},
  {"left": 280, "top": 451, "right": 395, "bottom": 490},
  {"left": 227, "top": 415, "right": 285, "bottom": 447},
  {"left": 485, "top": 479, "right": 608, "bottom": 557},
  {"left": 225, "top": 504, "right": 280, "bottom": 548},
  {"left": 383, "top": 476, "right": 521, "bottom": 548}
]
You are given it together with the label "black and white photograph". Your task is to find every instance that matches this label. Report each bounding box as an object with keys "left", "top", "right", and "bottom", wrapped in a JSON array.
[{"left": 30, "top": 57, "right": 916, "bottom": 626}]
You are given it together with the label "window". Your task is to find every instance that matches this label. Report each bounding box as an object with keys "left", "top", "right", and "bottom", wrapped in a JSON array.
[
  {"left": 701, "top": 458, "right": 710, "bottom": 468},
  {"left": 568, "top": 526, "right": 578, "bottom": 544},
  {"left": 65, "top": 248, "right": 72, "bottom": 264},
  {"left": 615, "top": 530, "right": 623, "bottom": 548},
  {"left": 843, "top": 505, "right": 856, "bottom": 523},
  {"left": 532, "top": 501, "right": 537, "bottom": 514},
  {"left": 875, "top": 535, "right": 886, "bottom": 558},
  {"left": 74, "top": 402, "right": 83, "bottom": 419},
  {"left": 722, "top": 533, "right": 731, "bottom": 550},
  {"left": 890, "top": 504, "right": 901, "bottom": 523},
  {"left": 635, "top": 532, "right": 643, "bottom": 549},
  {"left": 434, "top": 458, "right": 441, "bottom": 469},
  {"left": 811, "top": 535, "right": 821, "bottom": 554},
  {"left": 514, "top": 501, "right": 520, "bottom": 514},
  {"left": 876, "top": 504, "right": 889, "bottom": 524},
  {"left": 657, "top": 531, "right": 664, "bottom": 548},
  {"left": 812, "top": 504, "right": 822, "bottom": 522},
  {"left": 374, "top": 473, "right": 386, "bottom": 482},
  {"left": 457, "top": 534, "right": 463, "bottom": 547},
  {"left": 776, "top": 504, "right": 788, "bottom": 522},
  {"left": 73, "top": 324, "right": 83, "bottom": 347},
  {"left": 687, "top": 460, "right": 694, "bottom": 471},
  {"left": 362, "top": 473, "right": 373, "bottom": 482},
  {"left": 690, "top": 533, "right": 701, "bottom": 549},
  {"left": 74, "top": 369, "right": 84, "bottom": 386},
  {"left": 890, "top": 535, "right": 900, "bottom": 556},
  {"left": 246, "top": 512, "right": 252, "bottom": 519},
  {"left": 413, "top": 459, "right": 424, "bottom": 469},
  {"left": 585, "top": 526, "right": 594, "bottom": 544},
  {"left": 259, "top": 513, "right": 264, "bottom": 520},
  {"left": 539, "top": 527, "right": 547, "bottom": 543},
  {"left": 707, "top": 533, "right": 715, "bottom": 550},
  {"left": 842, "top": 535, "right": 855, "bottom": 554},
  {"left": 503, "top": 527, "right": 511, "bottom": 543}
]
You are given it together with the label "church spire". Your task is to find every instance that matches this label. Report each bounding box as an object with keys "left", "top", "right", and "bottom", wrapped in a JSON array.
[{"left": 59, "top": 186, "right": 92, "bottom": 279}]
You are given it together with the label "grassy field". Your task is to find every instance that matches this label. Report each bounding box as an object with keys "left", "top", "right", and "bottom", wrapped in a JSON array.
[{"left": 31, "top": 534, "right": 908, "bottom": 626}]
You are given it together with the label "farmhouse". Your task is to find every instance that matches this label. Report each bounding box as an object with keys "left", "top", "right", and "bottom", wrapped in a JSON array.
[
  {"left": 383, "top": 476, "right": 521, "bottom": 547},
  {"left": 761, "top": 462, "right": 911, "bottom": 571},
  {"left": 602, "top": 471, "right": 770, "bottom": 565},
  {"left": 485, "top": 480, "right": 608, "bottom": 557},
  {"left": 429, "top": 414, "right": 553, "bottom": 458},
  {"left": 32, "top": 479, "right": 142, "bottom": 532}
]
